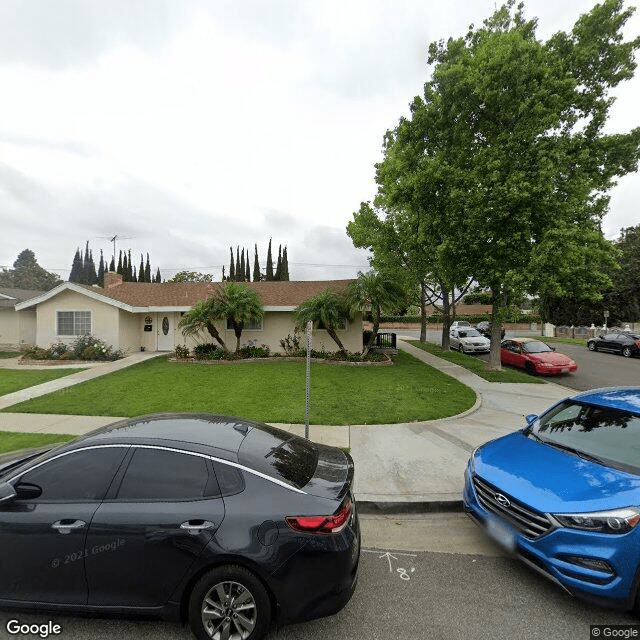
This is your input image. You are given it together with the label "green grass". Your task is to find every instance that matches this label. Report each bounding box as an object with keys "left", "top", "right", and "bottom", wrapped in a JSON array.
[
  {"left": 0, "top": 369, "right": 86, "bottom": 396},
  {"left": 2, "top": 353, "right": 476, "bottom": 425},
  {"left": 0, "top": 431, "right": 75, "bottom": 455},
  {"left": 408, "top": 340, "right": 546, "bottom": 383},
  {"left": 0, "top": 352, "right": 20, "bottom": 359}
]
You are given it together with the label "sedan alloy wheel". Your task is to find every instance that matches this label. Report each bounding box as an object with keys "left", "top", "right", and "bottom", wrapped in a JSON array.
[
  {"left": 190, "top": 566, "right": 270, "bottom": 640},
  {"left": 622, "top": 347, "right": 632, "bottom": 358},
  {"left": 588, "top": 342, "right": 597, "bottom": 351}
]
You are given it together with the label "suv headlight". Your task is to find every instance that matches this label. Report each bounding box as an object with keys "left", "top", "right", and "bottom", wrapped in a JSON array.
[{"left": 552, "top": 507, "right": 640, "bottom": 534}]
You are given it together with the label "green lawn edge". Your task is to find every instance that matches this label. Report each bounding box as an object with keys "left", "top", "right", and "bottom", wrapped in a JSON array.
[
  {"left": 407, "top": 340, "right": 546, "bottom": 383},
  {"left": 0, "top": 431, "right": 75, "bottom": 455},
  {"left": 1, "top": 352, "right": 477, "bottom": 425},
  {"left": 0, "top": 368, "right": 87, "bottom": 397}
]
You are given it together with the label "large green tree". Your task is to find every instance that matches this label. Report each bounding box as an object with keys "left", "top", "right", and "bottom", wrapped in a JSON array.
[
  {"left": 0, "top": 249, "right": 62, "bottom": 291},
  {"left": 168, "top": 271, "right": 214, "bottom": 283},
  {"left": 371, "top": 0, "right": 640, "bottom": 369}
]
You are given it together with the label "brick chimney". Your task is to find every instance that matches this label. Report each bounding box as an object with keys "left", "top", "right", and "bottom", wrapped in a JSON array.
[{"left": 104, "top": 271, "right": 123, "bottom": 289}]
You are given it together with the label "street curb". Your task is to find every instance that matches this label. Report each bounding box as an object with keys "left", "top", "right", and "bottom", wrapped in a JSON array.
[{"left": 356, "top": 500, "right": 463, "bottom": 515}]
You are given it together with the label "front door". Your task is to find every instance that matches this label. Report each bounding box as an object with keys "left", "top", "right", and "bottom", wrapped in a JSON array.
[{"left": 157, "top": 313, "right": 175, "bottom": 351}]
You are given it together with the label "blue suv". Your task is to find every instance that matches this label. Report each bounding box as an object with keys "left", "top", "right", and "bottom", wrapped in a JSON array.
[{"left": 463, "top": 387, "right": 640, "bottom": 611}]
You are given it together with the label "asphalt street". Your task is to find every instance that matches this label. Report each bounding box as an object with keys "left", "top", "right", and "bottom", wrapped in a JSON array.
[{"left": 2, "top": 514, "right": 636, "bottom": 640}]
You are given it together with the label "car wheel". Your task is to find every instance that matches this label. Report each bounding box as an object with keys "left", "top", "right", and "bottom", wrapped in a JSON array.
[
  {"left": 189, "top": 565, "right": 271, "bottom": 640},
  {"left": 525, "top": 361, "right": 536, "bottom": 376},
  {"left": 588, "top": 341, "right": 597, "bottom": 352},
  {"left": 622, "top": 347, "right": 632, "bottom": 358}
]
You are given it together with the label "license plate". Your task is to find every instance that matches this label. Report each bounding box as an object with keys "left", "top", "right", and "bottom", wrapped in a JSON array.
[
  {"left": 562, "top": 368, "right": 568, "bottom": 373},
  {"left": 486, "top": 518, "right": 516, "bottom": 552}
]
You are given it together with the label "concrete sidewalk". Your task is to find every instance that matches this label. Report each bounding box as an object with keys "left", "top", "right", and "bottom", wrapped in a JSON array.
[{"left": 0, "top": 340, "right": 576, "bottom": 510}]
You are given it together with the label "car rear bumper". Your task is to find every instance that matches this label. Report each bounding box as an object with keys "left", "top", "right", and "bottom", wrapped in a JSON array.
[{"left": 462, "top": 465, "right": 640, "bottom": 609}]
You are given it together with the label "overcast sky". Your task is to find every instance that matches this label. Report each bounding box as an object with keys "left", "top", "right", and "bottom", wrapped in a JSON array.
[{"left": 2, "top": 0, "right": 639, "bottom": 282}]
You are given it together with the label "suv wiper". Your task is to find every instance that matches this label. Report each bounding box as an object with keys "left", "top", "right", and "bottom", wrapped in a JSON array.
[{"left": 543, "top": 440, "right": 606, "bottom": 465}]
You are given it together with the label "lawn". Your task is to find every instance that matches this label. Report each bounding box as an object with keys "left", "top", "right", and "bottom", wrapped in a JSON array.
[
  {"left": 2, "top": 352, "right": 477, "bottom": 425},
  {"left": 0, "top": 352, "right": 20, "bottom": 359},
  {"left": 534, "top": 336, "right": 587, "bottom": 346},
  {"left": 0, "top": 368, "right": 86, "bottom": 397},
  {"left": 0, "top": 431, "right": 75, "bottom": 455},
  {"left": 408, "top": 340, "right": 546, "bottom": 383}
]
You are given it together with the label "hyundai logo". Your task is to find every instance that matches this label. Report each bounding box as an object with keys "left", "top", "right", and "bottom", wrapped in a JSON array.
[{"left": 494, "top": 493, "right": 511, "bottom": 508}]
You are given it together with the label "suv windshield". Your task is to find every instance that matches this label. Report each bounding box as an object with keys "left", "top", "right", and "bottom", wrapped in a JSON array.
[{"left": 529, "top": 401, "right": 640, "bottom": 474}]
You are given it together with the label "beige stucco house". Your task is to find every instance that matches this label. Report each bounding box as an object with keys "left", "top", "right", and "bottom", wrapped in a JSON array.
[
  {"left": 0, "top": 288, "right": 43, "bottom": 350},
  {"left": 14, "top": 273, "right": 362, "bottom": 354}
]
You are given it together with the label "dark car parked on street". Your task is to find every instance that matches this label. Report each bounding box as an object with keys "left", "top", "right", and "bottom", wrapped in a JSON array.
[
  {"left": 587, "top": 332, "right": 640, "bottom": 358},
  {"left": 475, "top": 321, "right": 505, "bottom": 340},
  {"left": 0, "top": 414, "right": 360, "bottom": 640}
]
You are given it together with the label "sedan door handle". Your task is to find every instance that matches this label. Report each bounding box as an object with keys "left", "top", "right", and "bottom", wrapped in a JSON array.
[
  {"left": 51, "top": 520, "right": 87, "bottom": 535},
  {"left": 180, "top": 520, "right": 216, "bottom": 534}
]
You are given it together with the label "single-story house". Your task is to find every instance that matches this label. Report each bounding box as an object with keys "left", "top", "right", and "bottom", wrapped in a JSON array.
[
  {"left": 14, "top": 272, "right": 362, "bottom": 354},
  {"left": 0, "top": 287, "right": 44, "bottom": 350}
]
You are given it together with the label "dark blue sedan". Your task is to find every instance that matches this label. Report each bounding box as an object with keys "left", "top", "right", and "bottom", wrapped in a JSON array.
[{"left": 463, "top": 387, "right": 640, "bottom": 611}]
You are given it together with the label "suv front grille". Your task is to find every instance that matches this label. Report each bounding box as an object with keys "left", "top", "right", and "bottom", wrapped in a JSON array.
[{"left": 473, "top": 475, "right": 553, "bottom": 539}]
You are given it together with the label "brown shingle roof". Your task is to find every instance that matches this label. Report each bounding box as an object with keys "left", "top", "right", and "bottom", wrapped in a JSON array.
[
  {"left": 97, "top": 280, "right": 354, "bottom": 308},
  {"left": 0, "top": 287, "right": 46, "bottom": 309}
]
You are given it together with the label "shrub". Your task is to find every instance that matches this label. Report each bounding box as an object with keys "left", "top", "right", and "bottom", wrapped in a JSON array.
[
  {"left": 174, "top": 344, "right": 190, "bottom": 359},
  {"left": 239, "top": 343, "right": 270, "bottom": 358},
  {"left": 49, "top": 342, "right": 69, "bottom": 359},
  {"left": 279, "top": 332, "right": 302, "bottom": 354},
  {"left": 194, "top": 343, "right": 220, "bottom": 359}
]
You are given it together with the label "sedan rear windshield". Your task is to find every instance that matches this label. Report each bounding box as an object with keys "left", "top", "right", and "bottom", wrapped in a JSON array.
[
  {"left": 238, "top": 425, "right": 318, "bottom": 490},
  {"left": 530, "top": 401, "right": 640, "bottom": 474}
]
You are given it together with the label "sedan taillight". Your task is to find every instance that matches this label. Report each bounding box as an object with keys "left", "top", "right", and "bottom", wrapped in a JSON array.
[
  {"left": 286, "top": 500, "right": 352, "bottom": 535},
  {"left": 635, "top": 340, "right": 640, "bottom": 349}
]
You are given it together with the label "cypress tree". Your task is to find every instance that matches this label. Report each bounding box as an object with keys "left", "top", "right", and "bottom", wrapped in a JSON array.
[
  {"left": 222, "top": 266, "right": 226, "bottom": 281},
  {"left": 109, "top": 255, "right": 115, "bottom": 272},
  {"left": 229, "top": 247, "right": 235, "bottom": 281},
  {"left": 155, "top": 267, "right": 162, "bottom": 283},
  {"left": 87, "top": 249, "right": 98, "bottom": 284},
  {"left": 240, "top": 248, "right": 245, "bottom": 282},
  {"left": 282, "top": 246, "right": 289, "bottom": 281},
  {"left": 145, "top": 254, "right": 151, "bottom": 283},
  {"left": 98, "top": 250, "right": 105, "bottom": 287},
  {"left": 133, "top": 266, "right": 138, "bottom": 282},
  {"left": 127, "top": 250, "right": 133, "bottom": 281},
  {"left": 117, "top": 251, "right": 123, "bottom": 275},
  {"left": 69, "top": 248, "right": 82, "bottom": 282},
  {"left": 82, "top": 241, "right": 91, "bottom": 284},
  {"left": 275, "top": 245, "right": 282, "bottom": 280},
  {"left": 138, "top": 254, "right": 145, "bottom": 282},
  {"left": 253, "top": 244, "right": 260, "bottom": 281},
  {"left": 235, "top": 246, "right": 240, "bottom": 281},
  {"left": 245, "top": 255, "right": 250, "bottom": 282},
  {"left": 122, "top": 252, "right": 128, "bottom": 282},
  {"left": 266, "top": 239, "right": 274, "bottom": 281}
]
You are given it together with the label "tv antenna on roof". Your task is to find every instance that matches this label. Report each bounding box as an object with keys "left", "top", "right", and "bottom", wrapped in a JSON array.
[{"left": 97, "top": 234, "right": 135, "bottom": 263}]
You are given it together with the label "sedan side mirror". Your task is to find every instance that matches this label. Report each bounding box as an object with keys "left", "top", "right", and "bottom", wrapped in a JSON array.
[
  {"left": 15, "top": 482, "right": 42, "bottom": 500},
  {"left": 524, "top": 414, "right": 538, "bottom": 427},
  {"left": 0, "top": 481, "right": 17, "bottom": 505}
]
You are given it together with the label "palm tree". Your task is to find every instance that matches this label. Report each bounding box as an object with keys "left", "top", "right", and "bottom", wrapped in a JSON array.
[
  {"left": 294, "top": 288, "right": 352, "bottom": 355},
  {"left": 348, "top": 271, "right": 407, "bottom": 356},
  {"left": 178, "top": 297, "right": 228, "bottom": 352},
  {"left": 219, "top": 282, "right": 264, "bottom": 352}
]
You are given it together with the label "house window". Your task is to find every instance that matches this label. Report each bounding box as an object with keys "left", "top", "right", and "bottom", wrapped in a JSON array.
[
  {"left": 318, "top": 318, "right": 348, "bottom": 331},
  {"left": 57, "top": 311, "right": 91, "bottom": 336},
  {"left": 226, "top": 318, "right": 263, "bottom": 331}
]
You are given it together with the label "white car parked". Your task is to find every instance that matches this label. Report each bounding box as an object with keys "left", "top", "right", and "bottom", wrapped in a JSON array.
[{"left": 449, "top": 327, "right": 490, "bottom": 354}]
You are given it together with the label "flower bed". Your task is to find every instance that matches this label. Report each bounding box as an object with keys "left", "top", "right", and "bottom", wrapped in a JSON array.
[{"left": 170, "top": 354, "right": 393, "bottom": 367}]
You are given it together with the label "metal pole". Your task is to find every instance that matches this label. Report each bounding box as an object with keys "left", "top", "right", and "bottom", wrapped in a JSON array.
[{"left": 305, "top": 320, "right": 312, "bottom": 439}]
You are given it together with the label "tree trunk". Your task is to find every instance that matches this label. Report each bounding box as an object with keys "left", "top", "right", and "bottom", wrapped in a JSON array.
[
  {"left": 420, "top": 282, "right": 427, "bottom": 342},
  {"left": 362, "top": 305, "right": 380, "bottom": 358},
  {"left": 486, "top": 285, "right": 502, "bottom": 371},
  {"left": 206, "top": 322, "right": 227, "bottom": 352},
  {"left": 440, "top": 282, "right": 451, "bottom": 350},
  {"left": 233, "top": 323, "right": 243, "bottom": 353},
  {"left": 328, "top": 327, "right": 347, "bottom": 355}
]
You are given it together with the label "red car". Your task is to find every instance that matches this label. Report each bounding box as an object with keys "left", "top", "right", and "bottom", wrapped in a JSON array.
[{"left": 500, "top": 338, "right": 578, "bottom": 375}]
